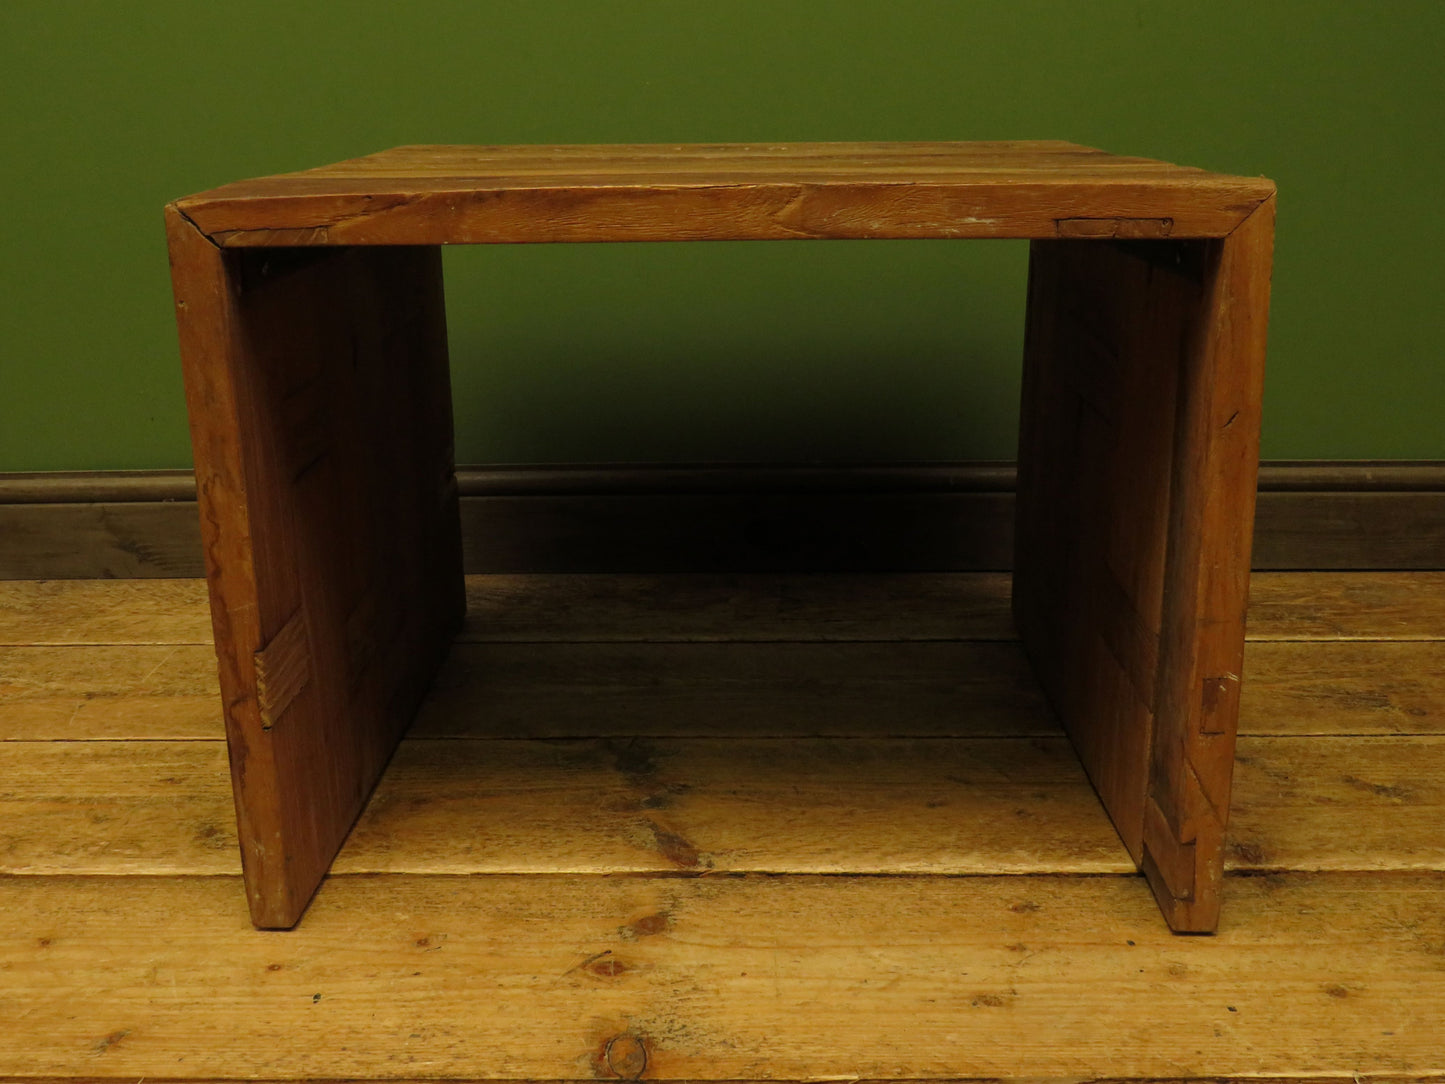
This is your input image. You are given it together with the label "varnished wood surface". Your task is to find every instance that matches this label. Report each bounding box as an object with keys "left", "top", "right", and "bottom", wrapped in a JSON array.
[
  {"left": 172, "top": 142, "right": 1275, "bottom": 246},
  {"left": 2, "top": 571, "right": 1442, "bottom": 1079}
]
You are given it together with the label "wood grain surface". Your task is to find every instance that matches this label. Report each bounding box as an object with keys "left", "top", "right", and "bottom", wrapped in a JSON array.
[
  {"left": 4, "top": 572, "right": 1441, "bottom": 646},
  {"left": 7, "top": 639, "right": 1444, "bottom": 742},
  {"left": 2, "top": 872, "right": 1440, "bottom": 1079},
  {"left": 3, "top": 733, "right": 1441, "bottom": 878},
  {"left": 168, "top": 215, "right": 465, "bottom": 928},
  {"left": 172, "top": 142, "right": 1275, "bottom": 246},
  {"left": 2, "top": 572, "right": 1441, "bottom": 1080},
  {"left": 169, "top": 142, "right": 1274, "bottom": 931}
]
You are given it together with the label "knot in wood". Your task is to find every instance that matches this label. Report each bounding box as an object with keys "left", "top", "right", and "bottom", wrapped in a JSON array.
[{"left": 604, "top": 1032, "right": 648, "bottom": 1079}]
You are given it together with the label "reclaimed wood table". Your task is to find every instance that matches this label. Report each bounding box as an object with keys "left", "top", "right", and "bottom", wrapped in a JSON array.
[{"left": 166, "top": 143, "right": 1275, "bottom": 932}]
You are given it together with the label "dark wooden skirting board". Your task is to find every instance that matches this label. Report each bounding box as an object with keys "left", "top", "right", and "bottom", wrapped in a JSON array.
[{"left": 1, "top": 462, "right": 1441, "bottom": 579}]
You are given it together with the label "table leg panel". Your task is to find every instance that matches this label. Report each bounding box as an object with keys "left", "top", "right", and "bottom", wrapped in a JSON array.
[
  {"left": 168, "top": 217, "right": 462, "bottom": 927},
  {"left": 1145, "top": 196, "right": 1275, "bottom": 932},
  {"left": 1015, "top": 226, "right": 1272, "bottom": 932}
]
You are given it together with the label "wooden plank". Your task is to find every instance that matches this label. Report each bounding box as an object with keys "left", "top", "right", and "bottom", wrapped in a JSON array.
[
  {"left": 169, "top": 208, "right": 464, "bottom": 927},
  {"left": 9, "top": 638, "right": 1442, "bottom": 744},
  {"left": 4, "top": 572, "right": 1441, "bottom": 647},
  {"left": 0, "top": 578, "right": 212, "bottom": 645},
  {"left": 173, "top": 142, "right": 1275, "bottom": 247},
  {"left": 1137, "top": 196, "right": 1275, "bottom": 930},
  {"left": 411, "top": 641, "right": 1056, "bottom": 739},
  {"left": 0, "top": 644, "right": 221, "bottom": 740},
  {"left": 3, "top": 573, "right": 1442, "bottom": 648},
  {"left": 4, "top": 733, "right": 1441, "bottom": 878},
  {"left": 0, "top": 740, "right": 236, "bottom": 874},
  {"left": 1247, "top": 571, "right": 1445, "bottom": 640},
  {"left": 0, "top": 737, "right": 1120, "bottom": 877},
  {"left": 1229, "top": 736, "right": 1445, "bottom": 872},
  {"left": 460, "top": 572, "right": 1017, "bottom": 642},
  {"left": 0, "top": 871, "right": 1439, "bottom": 1078},
  {"left": 6, "top": 460, "right": 1438, "bottom": 503},
  {"left": 1013, "top": 238, "right": 1192, "bottom": 877},
  {"left": 1240, "top": 641, "right": 1445, "bottom": 736},
  {"left": 336, "top": 736, "right": 1127, "bottom": 876}
]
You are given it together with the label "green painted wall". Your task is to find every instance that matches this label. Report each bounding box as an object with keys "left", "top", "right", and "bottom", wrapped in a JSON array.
[{"left": 3, "top": 1, "right": 1442, "bottom": 471}]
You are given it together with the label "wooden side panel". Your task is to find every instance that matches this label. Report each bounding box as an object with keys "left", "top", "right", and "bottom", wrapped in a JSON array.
[
  {"left": 1144, "top": 195, "right": 1276, "bottom": 931},
  {"left": 1015, "top": 200, "right": 1274, "bottom": 932},
  {"left": 166, "top": 211, "right": 463, "bottom": 927},
  {"left": 1014, "top": 238, "right": 1201, "bottom": 873}
]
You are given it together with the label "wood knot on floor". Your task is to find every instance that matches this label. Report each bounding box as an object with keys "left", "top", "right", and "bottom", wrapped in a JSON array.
[{"left": 603, "top": 1032, "right": 648, "bottom": 1079}]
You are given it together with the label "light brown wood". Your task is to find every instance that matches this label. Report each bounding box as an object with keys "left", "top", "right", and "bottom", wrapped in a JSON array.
[
  {"left": 1229, "top": 735, "right": 1445, "bottom": 871},
  {"left": 1013, "top": 195, "right": 1276, "bottom": 930},
  {"left": 1239, "top": 641, "right": 1445, "bottom": 735},
  {"left": 0, "top": 740, "right": 236, "bottom": 874},
  {"left": 1246, "top": 571, "right": 1445, "bottom": 640},
  {"left": 2, "top": 872, "right": 1440, "bottom": 1079},
  {"left": 174, "top": 142, "right": 1275, "bottom": 247},
  {"left": 168, "top": 143, "right": 1276, "bottom": 930},
  {"left": 4, "top": 572, "right": 1443, "bottom": 1080},
  {"left": 0, "top": 644, "right": 221, "bottom": 740},
  {"left": 0, "top": 578, "right": 212, "bottom": 645},
  {"left": 252, "top": 604, "right": 311, "bottom": 729},
  {"left": 5, "top": 731, "right": 1441, "bottom": 879},
  {"left": 0, "top": 736, "right": 1126, "bottom": 876},
  {"left": 338, "top": 736, "right": 1129, "bottom": 875}
]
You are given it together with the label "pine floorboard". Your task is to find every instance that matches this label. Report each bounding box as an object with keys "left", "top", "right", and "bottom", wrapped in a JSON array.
[{"left": 0, "top": 572, "right": 1442, "bottom": 1080}]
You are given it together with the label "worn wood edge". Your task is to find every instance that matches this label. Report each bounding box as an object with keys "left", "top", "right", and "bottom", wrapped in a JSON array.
[{"left": 2, "top": 463, "right": 1440, "bottom": 578}]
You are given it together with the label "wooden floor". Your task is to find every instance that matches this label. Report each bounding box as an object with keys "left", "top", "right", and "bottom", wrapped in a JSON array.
[{"left": 1, "top": 571, "right": 1443, "bottom": 1080}]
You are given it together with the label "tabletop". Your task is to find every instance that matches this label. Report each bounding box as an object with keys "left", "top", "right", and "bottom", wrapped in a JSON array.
[{"left": 171, "top": 142, "right": 1275, "bottom": 247}]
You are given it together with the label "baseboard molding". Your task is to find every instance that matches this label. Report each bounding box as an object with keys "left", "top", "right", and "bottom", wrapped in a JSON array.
[{"left": 2, "top": 462, "right": 1442, "bottom": 578}]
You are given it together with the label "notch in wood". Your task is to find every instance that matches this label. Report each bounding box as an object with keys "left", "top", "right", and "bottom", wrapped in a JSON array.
[
  {"left": 1055, "top": 217, "right": 1174, "bottom": 239},
  {"left": 253, "top": 606, "right": 312, "bottom": 729}
]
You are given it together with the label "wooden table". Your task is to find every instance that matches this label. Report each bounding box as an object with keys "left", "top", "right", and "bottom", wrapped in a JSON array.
[{"left": 166, "top": 143, "right": 1275, "bottom": 932}]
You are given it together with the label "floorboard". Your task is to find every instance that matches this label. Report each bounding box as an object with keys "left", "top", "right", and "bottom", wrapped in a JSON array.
[
  {"left": 2, "top": 873, "right": 1442, "bottom": 1079},
  {"left": 0, "top": 572, "right": 1441, "bottom": 1080},
  {"left": 4, "top": 571, "right": 1442, "bottom": 647}
]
